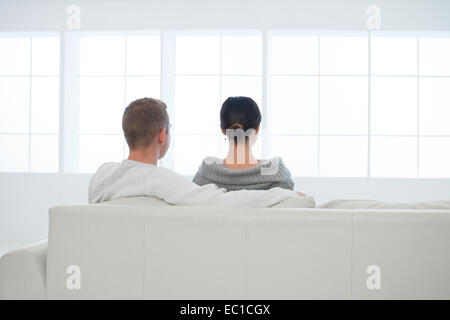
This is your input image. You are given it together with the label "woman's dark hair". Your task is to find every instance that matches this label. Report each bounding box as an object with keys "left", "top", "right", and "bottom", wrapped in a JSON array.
[
  {"left": 220, "top": 96, "right": 261, "bottom": 145},
  {"left": 220, "top": 96, "right": 261, "bottom": 131}
]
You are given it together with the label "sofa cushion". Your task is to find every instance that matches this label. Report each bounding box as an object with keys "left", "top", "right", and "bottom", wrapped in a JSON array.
[{"left": 319, "top": 199, "right": 450, "bottom": 210}]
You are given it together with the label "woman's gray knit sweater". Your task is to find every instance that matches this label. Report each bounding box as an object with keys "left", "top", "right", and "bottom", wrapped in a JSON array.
[{"left": 192, "top": 156, "right": 295, "bottom": 191}]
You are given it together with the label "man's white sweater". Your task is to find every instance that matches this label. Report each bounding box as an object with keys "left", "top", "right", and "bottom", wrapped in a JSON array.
[{"left": 88, "top": 160, "right": 298, "bottom": 208}]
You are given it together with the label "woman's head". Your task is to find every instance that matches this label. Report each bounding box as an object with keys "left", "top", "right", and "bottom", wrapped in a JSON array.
[{"left": 220, "top": 96, "right": 261, "bottom": 144}]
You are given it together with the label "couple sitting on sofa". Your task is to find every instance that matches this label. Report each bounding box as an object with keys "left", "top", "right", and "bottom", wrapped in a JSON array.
[{"left": 88, "top": 96, "right": 307, "bottom": 208}]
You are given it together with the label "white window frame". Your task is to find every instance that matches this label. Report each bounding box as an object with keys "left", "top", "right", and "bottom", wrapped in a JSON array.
[
  {"left": 0, "top": 31, "right": 61, "bottom": 173},
  {"left": 170, "top": 29, "right": 264, "bottom": 173},
  {"left": 62, "top": 30, "right": 161, "bottom": 173},
  {"left": 2, "top": 29, "right": 449, "bottom": 180}
]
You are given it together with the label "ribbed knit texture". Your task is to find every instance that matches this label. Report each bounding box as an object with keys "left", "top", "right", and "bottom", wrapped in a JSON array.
[
  {"left": 88, "top": 160, "right": 298, "bottom": 208},
  {"left": 192, "top": 156, "right": 295, "bottom": 191}
]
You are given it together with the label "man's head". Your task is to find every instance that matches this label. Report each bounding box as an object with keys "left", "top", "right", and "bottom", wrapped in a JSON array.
[{"left": 122, "top": 97, "right": 170, "bottom": 159}]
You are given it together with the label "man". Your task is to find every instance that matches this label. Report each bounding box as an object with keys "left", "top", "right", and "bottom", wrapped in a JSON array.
[{"left": 88, "top": 97, "right": 301, "bottom": 207}]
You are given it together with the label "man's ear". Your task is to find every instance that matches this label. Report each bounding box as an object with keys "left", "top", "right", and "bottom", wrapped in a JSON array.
[
  {"left": 159, "top": 128, "right": 166, "bottom": 144},
  {"left": 255, "top": 126, "right": 260, "bottom": 134},
  {"left": 221, "top": 128, "right": 226, "bottom": 135}
]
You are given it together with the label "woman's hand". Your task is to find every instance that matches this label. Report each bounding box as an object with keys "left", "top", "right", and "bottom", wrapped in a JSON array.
[{"left": 297, "top": 191, "right": 306, "bottom": 197}]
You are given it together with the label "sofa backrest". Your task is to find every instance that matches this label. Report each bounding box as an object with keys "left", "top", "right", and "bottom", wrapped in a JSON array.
[{"left": 46, "top": 203, "right": 450, "bottom": 299}]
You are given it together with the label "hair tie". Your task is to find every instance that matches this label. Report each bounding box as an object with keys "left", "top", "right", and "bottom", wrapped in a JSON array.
[{"left": 230, "top": 123, "right": 244, "bottom": 129}]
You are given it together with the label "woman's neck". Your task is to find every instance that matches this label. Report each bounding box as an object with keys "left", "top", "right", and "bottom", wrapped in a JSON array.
[{"left": 224, "top": 142, "right": 259, "bottom": 169}]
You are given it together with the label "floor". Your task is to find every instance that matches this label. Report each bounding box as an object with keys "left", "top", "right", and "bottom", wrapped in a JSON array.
[{"left": 0, "top": 242, "right": 29, "bottom": 258}]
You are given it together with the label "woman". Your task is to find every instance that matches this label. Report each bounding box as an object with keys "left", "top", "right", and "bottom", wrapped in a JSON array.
[{"left": 193, "top": 96, "right": 296, "bottom": 191}]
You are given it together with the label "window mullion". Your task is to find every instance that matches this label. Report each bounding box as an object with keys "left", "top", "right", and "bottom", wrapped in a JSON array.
[
  {"left": 160, "top": 30, "right": 176, "bottom": 169},
  {"left": 62, "top": 32, "right": 81, "bottom": 173},
  {"left": 317, "top": 35, "right": 321, "bottom": 177},
  {"left": 368, "top": 30, "right": 372, "bottom": 178},
  {"left": 58, "top": 32, "right": 65, "bottom": 175},
  {"left": 28, "top": 37, "right": 33, "bottom": 172},
  {"left": 123, "top": 34, "right": 128, "bottom": 159},
  {"left": 262, "top": 29, "right": 270, "bottom": 160},
  {"left": 416, "top": 36, "right": 420, "bottom": 178}
]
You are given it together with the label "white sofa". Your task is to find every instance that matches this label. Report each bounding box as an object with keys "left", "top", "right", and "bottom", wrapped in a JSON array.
[{"left": 1, "top": 197, "right": 450, "bottom": 300}]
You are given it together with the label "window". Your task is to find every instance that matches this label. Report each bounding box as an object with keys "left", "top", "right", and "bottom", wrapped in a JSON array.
[
  {"left": 268, "top": 31, "right": 450, "bottom": 178},
  {"left": 173, "top": 32, "right": 262, "bottom": 174},
  {"left": 418, "top": 36, "right": 450, "bottom": 178},
  {"left": 0, "top": 33, "right": 60, "bottom": 172},
  {"left": 1, "top": 30, "right": 449, "bottom": 178},
  {"left": 76, "top": 32, "right": 161, "bottom": 173},
  {"left": 268, "top": 32, "right": 369, "bottom": 177}
]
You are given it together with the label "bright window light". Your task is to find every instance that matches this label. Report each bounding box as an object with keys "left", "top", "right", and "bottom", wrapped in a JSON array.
[
  {"left": 2, "top": 31, "right": 450, "bottom": 178},
  {"left": 221, "top": 36, "right": 262, "bottom": 75},
  {"left": 172, "top": 33, "right": 264, "bottom": 174},
  {"left": 320, "top": 76, "right": 368, "bottom": 135},
  {"left": 419, "top": 137, "right": 450, "bottom": 178},
  {"left": 320, "top": 36, "right": 368, "bottom": 75},
  {"left": 270, "top": 36, "right": 318, "bottom": 75},
  {"left": 77, "top": 33, "right": 161, "bottom": 172},
  {"left": 371, "top": 77, "right": 417, "bottom": 135},
  {"left": 32, "top": 37, "right": 60, "bottom": 76},
  {"left": 173, "top": 32, "right": 264, "bottom": 146},
  {"left": 0, "top": 77, "right": 30, "bottom": 133},
  {"left": 419, "top": 78, "right": 450, "bottom": 135},
  {"left": 125, "top": 76, "right": 161, "bottom": 105},
  {"left": 270, "top": 76, "right": 318, "bottom": 135},
  {"left": 0, "top": 37, "right": 30, "bottom": 76},
  {"left": 175, "top": 36, "right": 220, "bottom": 75},
  {"left": 31, "top": 77, "right": 59, "bottom": 134},
  {"left": 371, "top": 37, "right": 417, "bottom": 76},
  {"left": 0, "top": 135, "right": 29, "bottom": 172},
  {"left": 175, "top": 76, "right": 221, "bottom": 135},
  {"left": 80, "top": 36, "right": 125, "bottom": 76},
  {"left": 79, "top": 135, "right": 125, "bottom": 173},
  {"left": 174, "top": 135, "right": 221, "bottom": 175},
  {"left": 419, "top": 38, "right": 450, "bottom": 76},
  {"left": 370, "top": 137, "right": 417, "bottom": 178},
  {"left": 126, "top": 35, "right": 160, "bottom": 75},
  {"left": 0, "top": 34, "right": 59, "bottom": 173},
  {"left": 221, "top": 76, "right": 262, "bottom": 107},
  {"left": 319, "top": 136, "right": 368, "bottom": 177},
  {"left": 270, "top": 136, "right": 318, "bottom": 177},
  {"left": 80, "top": 77, "right": 125, "bottom": 134}
]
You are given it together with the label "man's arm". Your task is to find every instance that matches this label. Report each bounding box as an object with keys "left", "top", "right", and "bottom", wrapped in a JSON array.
[{"left": 151, "top": 167, "right": 299, "bottom": 208}]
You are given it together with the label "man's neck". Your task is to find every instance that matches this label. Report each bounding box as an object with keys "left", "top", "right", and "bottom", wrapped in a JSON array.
[{"left": 128, "top": 148, "right": 159, "bottom": 166}]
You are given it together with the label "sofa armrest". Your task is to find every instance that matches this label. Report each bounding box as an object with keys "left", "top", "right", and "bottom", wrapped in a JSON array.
[{"left": 0, "top": 240, "right": 47, "bottom": 300}]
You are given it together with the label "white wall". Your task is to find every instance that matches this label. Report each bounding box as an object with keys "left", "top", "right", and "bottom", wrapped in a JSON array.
[
  {"left": 0, "top": 173, "right": 91, "bottom": 242},
  {"left": 1, "top": 0, "right": 450, "bottom": 31},
  {"left": 1, "top": 0, "right": 450, "bottom": 243},
  {"left": 1, "top": 172, "right": 450, "bottom": 243}
]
